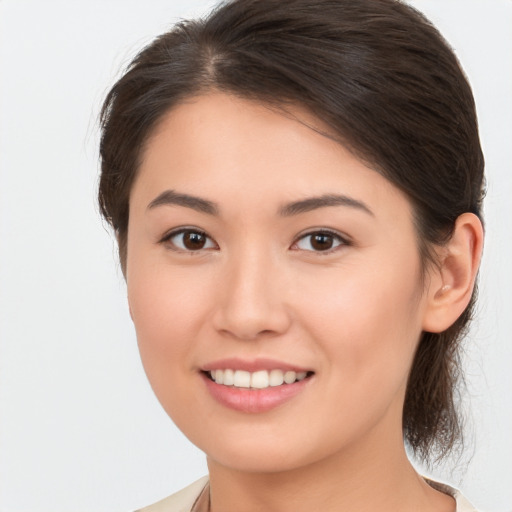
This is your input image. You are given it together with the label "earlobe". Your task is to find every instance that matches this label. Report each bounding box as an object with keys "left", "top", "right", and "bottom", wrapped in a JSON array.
[{"left": 422, "top": 213, "right": 484, "bottom": 333}]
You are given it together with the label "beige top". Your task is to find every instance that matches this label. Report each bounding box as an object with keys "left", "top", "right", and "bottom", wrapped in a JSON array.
[{"left": 136, "top": 475, "right": 479, "bottom": 512}]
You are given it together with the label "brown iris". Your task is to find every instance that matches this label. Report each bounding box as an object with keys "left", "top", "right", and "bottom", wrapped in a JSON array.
[
  {"left": 310, "top": 233, "right": 334, "bottom": 251},
  {"left": 182, "top": 230, "right": 208, "bottom": 250}
]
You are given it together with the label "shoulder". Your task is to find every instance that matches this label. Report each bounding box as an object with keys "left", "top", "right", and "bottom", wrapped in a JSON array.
[
  {"left": 425, "top": 478, "right": 480, "bottom": 512},
  {"left": 453, "top": 492, "right": 480, "bottom": 512},
  {"left": 135, "top": 476, "right": 209, "bottom": 512},
  {"left": 136, "top": 475, "right": 480, "bottom": 512}
]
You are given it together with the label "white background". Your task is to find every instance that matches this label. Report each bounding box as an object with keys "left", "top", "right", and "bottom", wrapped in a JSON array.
[{"left": 0, "top": 1, "right": 511, "bottom": 511}]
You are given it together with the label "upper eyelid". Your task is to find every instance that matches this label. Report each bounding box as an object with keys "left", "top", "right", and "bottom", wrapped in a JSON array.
[
  {"left": 158, "top": 226, "right": 351, "bottom": 249},
  {"left": 158, "top": 227, "right": 218, "bottom": 253},
  {"left": 290, "top": 229, "right": 352, "bottom": 256},
  {"left": 159, "top": 226, "right": 211, "bottom": 241},
  {"left": 293, "top": 228, "right": 351, "bottom": 244}
]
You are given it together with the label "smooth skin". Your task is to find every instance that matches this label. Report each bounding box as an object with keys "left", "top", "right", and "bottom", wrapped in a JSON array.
[{"left": 126, "top": 93, "right": 483, "bottom": 512}]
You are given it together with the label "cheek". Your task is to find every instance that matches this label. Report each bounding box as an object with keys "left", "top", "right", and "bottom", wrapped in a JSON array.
[
  {"left": 126, "top": 267, "right": 215, "bottom": 430},
  {"left": 126, "top": 256, "right": 214, "bottom": 388},
  {"left": 292, "top": 265, "right": 424, "bottom": 451},
  {"left": 298, "top": 259, "right": 424, "bottom": 385}
]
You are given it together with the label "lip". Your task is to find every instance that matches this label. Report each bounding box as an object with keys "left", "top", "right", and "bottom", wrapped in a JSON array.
[
  {"left": 200, "top": 368, "right": 313, "bottom": 414},
  {"left": 201, "top": 357, "right": 311, "bottom": 373}
]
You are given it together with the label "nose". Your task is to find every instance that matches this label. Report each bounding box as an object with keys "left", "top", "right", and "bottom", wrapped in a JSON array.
[{"left": 212, "top": 248, "right": 292, "bottom": 341}]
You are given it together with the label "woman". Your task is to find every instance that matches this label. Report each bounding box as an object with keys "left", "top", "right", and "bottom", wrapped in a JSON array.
[{"left": 98, "top": 0, "right": 484, "bottom": 510}]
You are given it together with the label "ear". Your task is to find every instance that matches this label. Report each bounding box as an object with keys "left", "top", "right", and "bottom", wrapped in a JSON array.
[{"left": 422, "top": 213, "right": 484, "bottom": 333}]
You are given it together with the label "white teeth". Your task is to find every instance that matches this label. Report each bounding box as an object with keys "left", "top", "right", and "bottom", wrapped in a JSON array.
[
  {"left": 284, "top": 371, "right": 296, "bottom": 384},
  {"left": 223, "top": 368, "right": 234, "bottom": 386},
  {"left": 233, "top": 370, "right": 251, "bottom": 388},
  {"left": 251, "top": 370, "right": 269, "bottom": 389},
  {"left": 269, "top": 369, "right": 284, "bottom": 386},
  {"left": 208, "top": 368, "right": 309, "bottom": 389},
  {"left": 214, "top": 369, "right": 224, "bottom": 385}
]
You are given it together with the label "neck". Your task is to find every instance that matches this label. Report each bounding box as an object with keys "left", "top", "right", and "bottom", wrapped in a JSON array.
[{"left": 206, "top": 410, "right": 455, "bottom": 512}]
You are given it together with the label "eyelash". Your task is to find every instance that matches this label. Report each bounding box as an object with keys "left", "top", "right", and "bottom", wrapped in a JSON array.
[
  {"left": 159, "top": 227, "right": 351, "bottom": 254},
  {"left": 291, "top": 229, "right": 351, "bottom": 254},
  {"left": 159, "top": 227, "right": 217, "bottom": 253}
]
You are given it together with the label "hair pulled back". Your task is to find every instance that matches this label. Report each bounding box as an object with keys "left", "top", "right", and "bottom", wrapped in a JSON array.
[{"left": 99, "top": 0, "right": 485, "bottom": 462}]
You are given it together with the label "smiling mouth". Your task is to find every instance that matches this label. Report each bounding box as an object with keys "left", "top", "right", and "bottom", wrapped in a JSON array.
[{"left": 204, "top": 369, "right": 314, "bottom": 390}]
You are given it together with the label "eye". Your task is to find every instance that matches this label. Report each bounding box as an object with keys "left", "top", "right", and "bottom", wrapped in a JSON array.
[
  {"left": 161, "top": 228, "right": 217, "bottom": 252},
  {"left": 292, "top": 230, "right": 349, "bottom": 253}
]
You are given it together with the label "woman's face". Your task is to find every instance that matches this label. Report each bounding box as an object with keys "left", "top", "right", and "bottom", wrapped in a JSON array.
[{"left": 127, "top": 93, "right": 434, "bottom": 473}]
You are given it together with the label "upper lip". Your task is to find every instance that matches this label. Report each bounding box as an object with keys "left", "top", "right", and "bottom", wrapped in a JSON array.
[{"left": 201, "top": 357, "right": 312, "bottom": 373}]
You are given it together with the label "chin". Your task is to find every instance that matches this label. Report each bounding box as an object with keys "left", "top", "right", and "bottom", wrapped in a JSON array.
[
  {"left": 206, "top": 446, "right": 310, "bottom": 474},
  {"left": 197, "top": 428, "right": 343, "bottom": 475}
]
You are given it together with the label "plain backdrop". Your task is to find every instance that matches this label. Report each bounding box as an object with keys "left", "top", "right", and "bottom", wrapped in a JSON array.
[{"left": 0, "top": 1, "right": 511, "bottom": 511}]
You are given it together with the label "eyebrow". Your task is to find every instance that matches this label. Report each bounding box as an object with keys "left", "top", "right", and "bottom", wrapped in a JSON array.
[
  {"left": 147, "top": 190, "right": 373, "bottom": 217},
  {"left": 279, "top": 194, "right": 374, "bottom": 217},
  {"left": 147, "top": 190, "right": 219, "bottom": 215}
]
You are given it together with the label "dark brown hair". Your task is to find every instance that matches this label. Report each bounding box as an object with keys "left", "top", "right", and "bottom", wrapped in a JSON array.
[{"left": 98, "top": 0, "right": 485, "bottom": 462}]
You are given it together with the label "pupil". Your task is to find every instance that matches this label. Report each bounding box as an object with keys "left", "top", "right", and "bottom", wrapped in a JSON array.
[
  {"left": 312, "top": 234, "right": 333, "bottom": 250},
  {"left": 184, "top": 231, "right": 206, "bottom": 250}
]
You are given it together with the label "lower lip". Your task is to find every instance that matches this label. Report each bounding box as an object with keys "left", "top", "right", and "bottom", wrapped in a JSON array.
[{"left": 201, "top": 373, "right": 312, "bottom": 413}]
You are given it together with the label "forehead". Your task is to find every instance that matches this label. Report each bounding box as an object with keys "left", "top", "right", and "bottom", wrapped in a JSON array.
[{"left": 133, "top": 92, "right": 412, "bottom": 221}]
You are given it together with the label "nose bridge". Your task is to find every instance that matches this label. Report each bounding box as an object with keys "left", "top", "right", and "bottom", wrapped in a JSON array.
[{"left": 213, "top": 240, "right": 290, "bottom": 339}]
